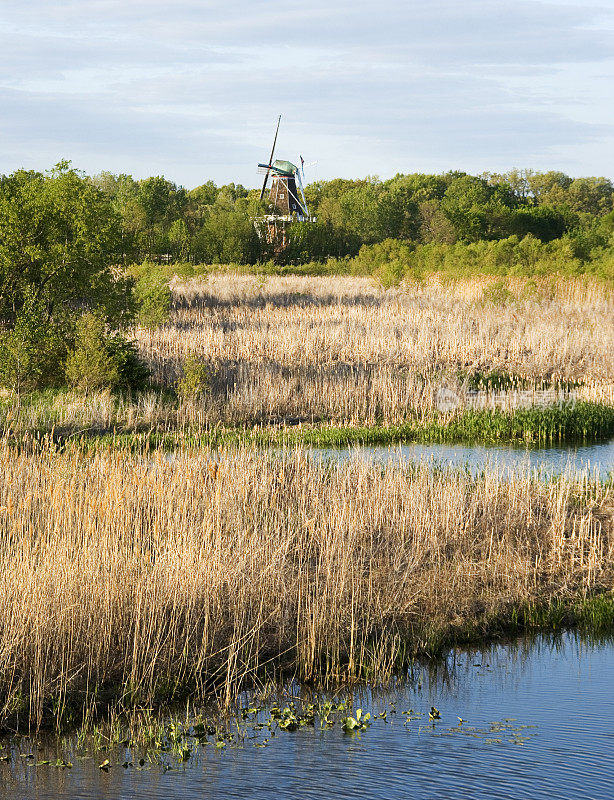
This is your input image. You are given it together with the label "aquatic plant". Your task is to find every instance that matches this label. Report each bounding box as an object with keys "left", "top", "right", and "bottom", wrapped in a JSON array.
[{"left": 0, "top": 440, "right": 612, "bottom": 731}]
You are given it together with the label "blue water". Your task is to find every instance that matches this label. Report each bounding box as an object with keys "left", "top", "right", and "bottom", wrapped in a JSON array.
[
  {"left": 312, "top": 439, "right": 614, "bottom": 477},
  {"left": 2, "top": 633, "right": 613, "bottom": 800}
]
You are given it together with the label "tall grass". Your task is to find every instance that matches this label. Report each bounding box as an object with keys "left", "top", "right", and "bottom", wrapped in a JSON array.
[
  {"left": 0, "top": 274, "right": 612, "bottom": 437},
  {"left": 0, "top": 440, "right": 612, "bottom": 730},
  {"left": 132, "top": 273, "right": 614, "bottom": 426}
]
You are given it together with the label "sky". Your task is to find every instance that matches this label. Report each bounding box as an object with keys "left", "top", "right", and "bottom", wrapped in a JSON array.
[{"left": 1, "top": 0, "right": 614, "bottom": 189}]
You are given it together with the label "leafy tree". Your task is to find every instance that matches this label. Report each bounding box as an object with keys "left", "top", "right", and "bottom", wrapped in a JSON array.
[
  {"left": 441, "top": 175, "right": 516, "bottom": 242},
  {"left": 508, "top": 205, "right": 576, "bottom": 242},
  {"left": 566, "top": 177, "right": 613, "bottom": 215},
  {"left": 339, "top": 180, "right": 403, "bottom": 243},
  {"left": 527, "top": 171, "right": 572, "bottom": 205},
  {"left": 169, "top": 219, "right": 190, "bottom": 261},
  {"left": 192, "top": 208, "right": 260, "bottom": 263},
  {"left": 134, "top": 270, "right": 172, "bottom": 328},
  {"left": 0, "top": 162, "right": 132, "bottom": 329},
  {"left": 418, "top": 199, "right": 457, "bottom": 244},
  {"left": 284, "top": 220, "right": 360, "bottom": 261}
]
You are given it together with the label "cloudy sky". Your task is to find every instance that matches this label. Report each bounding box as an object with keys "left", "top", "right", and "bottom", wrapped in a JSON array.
[{"left": 2, "top": 0, "right": 613, "bottom": 188}]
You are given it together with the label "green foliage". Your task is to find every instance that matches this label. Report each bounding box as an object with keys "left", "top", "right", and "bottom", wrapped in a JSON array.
[
  {"left": 351, "top": 239, "right": 414, "bottom": 286},
  {"left": 83, "top": 165, "right": 614, "bottom": 271},
  {"left": 384, "top": 235, "right": 588, "bottom": 281},
  {"left": 65, "top": 314, "right": 120, "bottom": 393},
  {"left": 133, "top": 267, "right": 172, "bottom": 328},
  {"left": 441, "top": 175, "right": 517, "bottom": 242},
  {"left": 64, "top": 314, "right": 149, "bottom": 394},
  {"left": 192, "top": 209, "right": 261, "bottom": 263},
  {"left": 0, "top": 297, "right": 66, "bottom": 394},
  {"left": 482, "top": 279, "right": 513, "bottom": 305},
  {"left": 106, "top": 334, "right": 150, "bottom": 391},
  {"left": 177, "top": 356, "right": 210, "bottom": 401},
  {"left": 0, "top": 162, "right": 132, "bottom": 328},
  {"left": 341, "top": 708, "right": 371, "bottom": 732}
]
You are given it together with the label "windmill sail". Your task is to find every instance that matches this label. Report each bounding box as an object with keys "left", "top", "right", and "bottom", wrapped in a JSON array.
[
  {"left": 254, "top": 118, "right": 315, "bottom": 254},
  {"left": 259, "top": 115, "right": 281, "bottom": 200}
]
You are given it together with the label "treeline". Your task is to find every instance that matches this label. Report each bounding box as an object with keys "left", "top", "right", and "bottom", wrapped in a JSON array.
[{"left": 86, "top": 167, "right": 614, "bottom": 269}]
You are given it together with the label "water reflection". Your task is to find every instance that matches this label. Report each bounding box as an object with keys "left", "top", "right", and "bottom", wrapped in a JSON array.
[
  {"left": 311, "top": 439, "right": 614, "bottom": 477},
  {"left": 2, "top": 631, "right": 613, "bottom": 800}
]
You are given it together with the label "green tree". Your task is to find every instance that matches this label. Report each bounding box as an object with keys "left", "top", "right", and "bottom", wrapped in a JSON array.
[
  {"left": 418, "top": 199, "right": 457, "bottom": 244},
  {"left": 508, "top": 204, "right": 577, "bottom": 242},
  {"left": 526, "top": 171, "right": 572, "bottom": 205},
  {"left": 193, "top": 208, "right": 260, "bottom": 263},
  {"left": 169, "top": 219, "right": 190, "bottom": 261},
  {"left": 0, "top": 162, "right": 132, "bottom": 329},
  {"left": 441, "top": 175, "right": 516, "bottom": 242},
  {"left": 134, "top": 270, "right": 172, "bottom": 328}
]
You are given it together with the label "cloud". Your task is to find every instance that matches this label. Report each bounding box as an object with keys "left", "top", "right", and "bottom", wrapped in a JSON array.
[{"left": 1, "top": 0, "right": 613, "bottom": 185}]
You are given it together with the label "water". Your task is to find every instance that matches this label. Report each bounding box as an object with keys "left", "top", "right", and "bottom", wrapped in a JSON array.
[
  {"left": 2, "top": 632, "right": 613, "bottom": 800},
  {"left": 312, "top": 438, "right": 614, "bottom": 477}
]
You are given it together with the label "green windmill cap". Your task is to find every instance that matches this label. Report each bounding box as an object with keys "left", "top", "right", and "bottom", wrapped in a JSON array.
[{"left": 272, "top": 159, "right": 297, "bottom": 175}]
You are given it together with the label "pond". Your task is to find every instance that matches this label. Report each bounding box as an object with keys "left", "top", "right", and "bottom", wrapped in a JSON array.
[
  {"left": 312, "top": 438, "right": 614, "bottom": 477},
  {"left": 2, "top": 632, "right": 613, "bottom": 800}
]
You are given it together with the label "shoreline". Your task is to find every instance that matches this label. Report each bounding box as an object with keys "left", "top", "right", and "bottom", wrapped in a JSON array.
[
  {"left": 0, "top": 443, "right": 612, "bottom": 733},
  {"left": 3, "top": 398, "right": 614, "bottom": 451},
  {"left": 2, "top": 592, "right": 613, "bottom": 736}
]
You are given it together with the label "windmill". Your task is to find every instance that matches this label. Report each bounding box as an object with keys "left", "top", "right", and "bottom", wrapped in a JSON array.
[{"left": 255, "top": 115, "right": 315, "bottom": 252}]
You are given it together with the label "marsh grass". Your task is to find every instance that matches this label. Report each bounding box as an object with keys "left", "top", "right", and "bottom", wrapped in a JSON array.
[
  {"left": 0, "top": 440, "right": 612, "bottom": 731},
  {"left": 2, "top": 394, "right": 613, "bottom": 451},
  {"left": 135, "top": 273, "right": 614, "bottom": 427},
  {"left": 1, "top": 273, "right": 613, "bottom": 439}
]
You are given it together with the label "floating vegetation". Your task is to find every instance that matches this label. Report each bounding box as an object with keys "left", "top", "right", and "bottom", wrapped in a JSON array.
[
  {"left": 429, "top": 719, "right": 538, "bottom": 747},
  {"left": 341, "top": 708, "right": 371, "bottom": 733},
  {"left": 0, "top": 695, "right": 540, "bottom": 778}
]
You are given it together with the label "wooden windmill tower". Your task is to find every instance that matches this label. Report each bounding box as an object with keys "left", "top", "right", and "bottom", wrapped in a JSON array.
[{"left": 255, "top": 116, "right": 315, "bottom": 252}]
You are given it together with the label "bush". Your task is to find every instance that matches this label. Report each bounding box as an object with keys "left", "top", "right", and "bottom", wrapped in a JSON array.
[
  {"left": 65, "top": 314, "right": 151, "bottom": 393},
  {"left": 176, "top": 356, "right": 210, "bottom": 401},
  {"left": 350, "top": 239, "right": 414, "bottom": 286},
  {"left": 0, "top": 299, "right": 66, "bottom": 395},
  {"left": 134, "top": 269, "right": 171, "bottom": 328},
  {"left": 65, "top": 314, "right": 120, "bottom": 393},
  {"left": 106, "top": 334, "right": 150, "bottom": 391}
]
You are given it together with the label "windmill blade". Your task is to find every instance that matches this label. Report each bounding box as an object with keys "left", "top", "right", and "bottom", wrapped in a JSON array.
[
  {"left": 259, "top": 115, "right": 282, "bottom": 200},
  {"left": 295, "top": 169, "right": 309, "bottom": 217},
  {"left": 299, "top": 157, "right": 317, "bottom": 186}
]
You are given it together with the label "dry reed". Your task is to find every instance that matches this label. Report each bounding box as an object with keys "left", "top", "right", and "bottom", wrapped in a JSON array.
[
  {"left": 0, "top": 441, "right": 611, "bottom": 729},
  {"left": 133, "top": 273, "right": 614, "bottom": 425}
]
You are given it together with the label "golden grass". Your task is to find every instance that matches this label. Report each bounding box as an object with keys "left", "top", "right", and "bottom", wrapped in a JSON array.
[
  {"left": 0, "top": 440, "right": 612, "bottom": 729},
  {"left": 132, "top": 273, "right": 614, "bottom": 425},
  {"left": 2, "top": 273, "right": 611, "bottom": 435}
]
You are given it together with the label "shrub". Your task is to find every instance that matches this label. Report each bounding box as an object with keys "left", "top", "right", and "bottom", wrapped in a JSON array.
[
  {"left": 134, "top": 269, "right": 171, "bottom": 328},
  {"left": 176, "top": 356, "right": 210, "bottom": 401},
  {"left": 106, "top": 334, "right": 150, "bottom": 391},
  {"left": 350, "top": 239, "right": 414, "bottom": 286},
  {"left": 0, "top": 300, "right": 66, "bottom": 395},
  {"left": 65, "top": 313, "right": 120, "bottom": 393}
]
